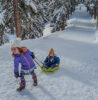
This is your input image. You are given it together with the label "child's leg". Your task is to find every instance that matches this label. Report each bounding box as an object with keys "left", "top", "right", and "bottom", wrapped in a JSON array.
[
  {"left": 17, "top": 73, "right": 26, "bottom": 91},
  {"left": 51, "top": 64, "right": 56, "bottom": 69},
  {"left": 44, "top": 62, "right": 51, "bottom": 69},
  {"left": 20, "top": 73, "right": 25, "bottom": 84},
  {"left": 31, "top": 70, "right": 37, "bottom": 86}
]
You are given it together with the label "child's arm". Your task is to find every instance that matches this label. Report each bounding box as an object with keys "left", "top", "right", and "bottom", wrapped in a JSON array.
[
  {"left": 27, "top": 49, "right": 35, "bottom": 59},
  {"left": 55, "top": 57, "right": 60, "bottom": 65},
  {"left": 14, "top": 58, "right": 19, "bottom": 76},
  {"left": 27, "top": 49, "right": 32, "bottom": 55},
  {"left": 44, "top": 56, "right": 48, "bottom": 63}
]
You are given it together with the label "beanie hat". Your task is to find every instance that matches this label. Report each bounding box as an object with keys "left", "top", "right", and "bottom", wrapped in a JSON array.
[
  {"left": 49, "top": 48, "right": 55, "bottom": 56},
  {"left": 49, "top": 48, "right": 54, "bottom": 53},
  {"left": 11, "top": 38, "right": 21, "bottom": 48}
]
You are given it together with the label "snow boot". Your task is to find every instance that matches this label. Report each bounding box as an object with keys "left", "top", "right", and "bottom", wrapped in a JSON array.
[
  {"left": 17, "top": 81, "right": 26, "bottom": 92},
  {"left": 32, "top": 74, "right": 38, "bottom": 86}
]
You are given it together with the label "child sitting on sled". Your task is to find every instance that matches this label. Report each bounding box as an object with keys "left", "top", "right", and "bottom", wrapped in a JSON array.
[
  {"left": 43, "top": 48, "right": 60, "bottom": 69},
  {"left": 11, "top": 38, "right": 37, "bottom": 91}
]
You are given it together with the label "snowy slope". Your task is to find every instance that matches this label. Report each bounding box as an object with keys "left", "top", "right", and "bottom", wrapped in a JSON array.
[{"left": 0, "top": 4, "right": 98, "bottom": 100}]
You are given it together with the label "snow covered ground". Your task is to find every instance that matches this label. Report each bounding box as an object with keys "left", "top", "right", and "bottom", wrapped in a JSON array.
[
  {"left": 0, "top": 4, "right": 98, "bottom": 100},
  {"left": 7, "top": 34, "right": 16, "bottom": 41},
  {"left": 96, "top": 29, "right": 98, "bottom": 42}
]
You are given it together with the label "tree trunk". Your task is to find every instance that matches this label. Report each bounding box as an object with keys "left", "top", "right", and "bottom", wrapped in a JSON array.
[
  {"left": 94, "top": 7, "right": 96, "bottom": 19},
  {"left": 97, "top": 10, "right": 98, "bottom": 28},
  {"left": 13, "top": 0, "right": 21, "bottom": 38}
]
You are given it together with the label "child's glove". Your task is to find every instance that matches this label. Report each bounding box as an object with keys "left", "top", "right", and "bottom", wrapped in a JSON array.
[
  {"left": 31, "top": 52, "right": 35, "bottom": 59},
  {"left": 43, "top": 62, "right": 45, "bottom": 65},
  {"left": 14, "top": 72, "right": 19, "bottom": 78},
  {"left": 56, "top": 64, "right": 59, "bottom": 67}
]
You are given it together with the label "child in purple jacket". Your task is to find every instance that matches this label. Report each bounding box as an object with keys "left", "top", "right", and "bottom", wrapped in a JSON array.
[{"left": 11, "top": 38, "right": 37, "bottom": 91}]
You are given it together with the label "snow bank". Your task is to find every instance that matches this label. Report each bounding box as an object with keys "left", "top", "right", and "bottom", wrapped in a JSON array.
[
  {"left": 7, "top": 34, "right": 16, "bottom": 41},
  {"left": 96, "top": 29, "right": 98, "bottom": 42},
  {"left": 43, "top": 23, "right": 53, "bottom": 37}
]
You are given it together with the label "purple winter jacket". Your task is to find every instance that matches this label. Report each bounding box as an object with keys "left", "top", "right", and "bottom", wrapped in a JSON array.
[{"left": 14, "top": 49, "right": 35, "bottom": 73}]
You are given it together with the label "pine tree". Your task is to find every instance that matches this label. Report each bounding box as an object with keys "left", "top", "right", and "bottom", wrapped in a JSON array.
[
  {"left": 0, "top": 0, "right": 47, "bottom": 40},
  {"left": 0, "top": 0, "right": 81, "bottom": 45},
  {"left": 13, "top": 0, "right": 21, "bottom": 38},
  {"left": 48, "top": 0, "right": 72, "bottom": 33},
  {"left": 0, "top": 1, "right": 9, "bottom": 45}
]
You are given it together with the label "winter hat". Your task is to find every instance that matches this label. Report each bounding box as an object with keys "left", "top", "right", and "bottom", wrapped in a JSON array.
[
  {"left": 49, "top": 48, "right": 55, "bottom": 56},
  {"left": 49, "top": 48, "right": 54, "bottom": 53},
  {"left": 11, "top": 38, "right": 21, "bottom": 48}
]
